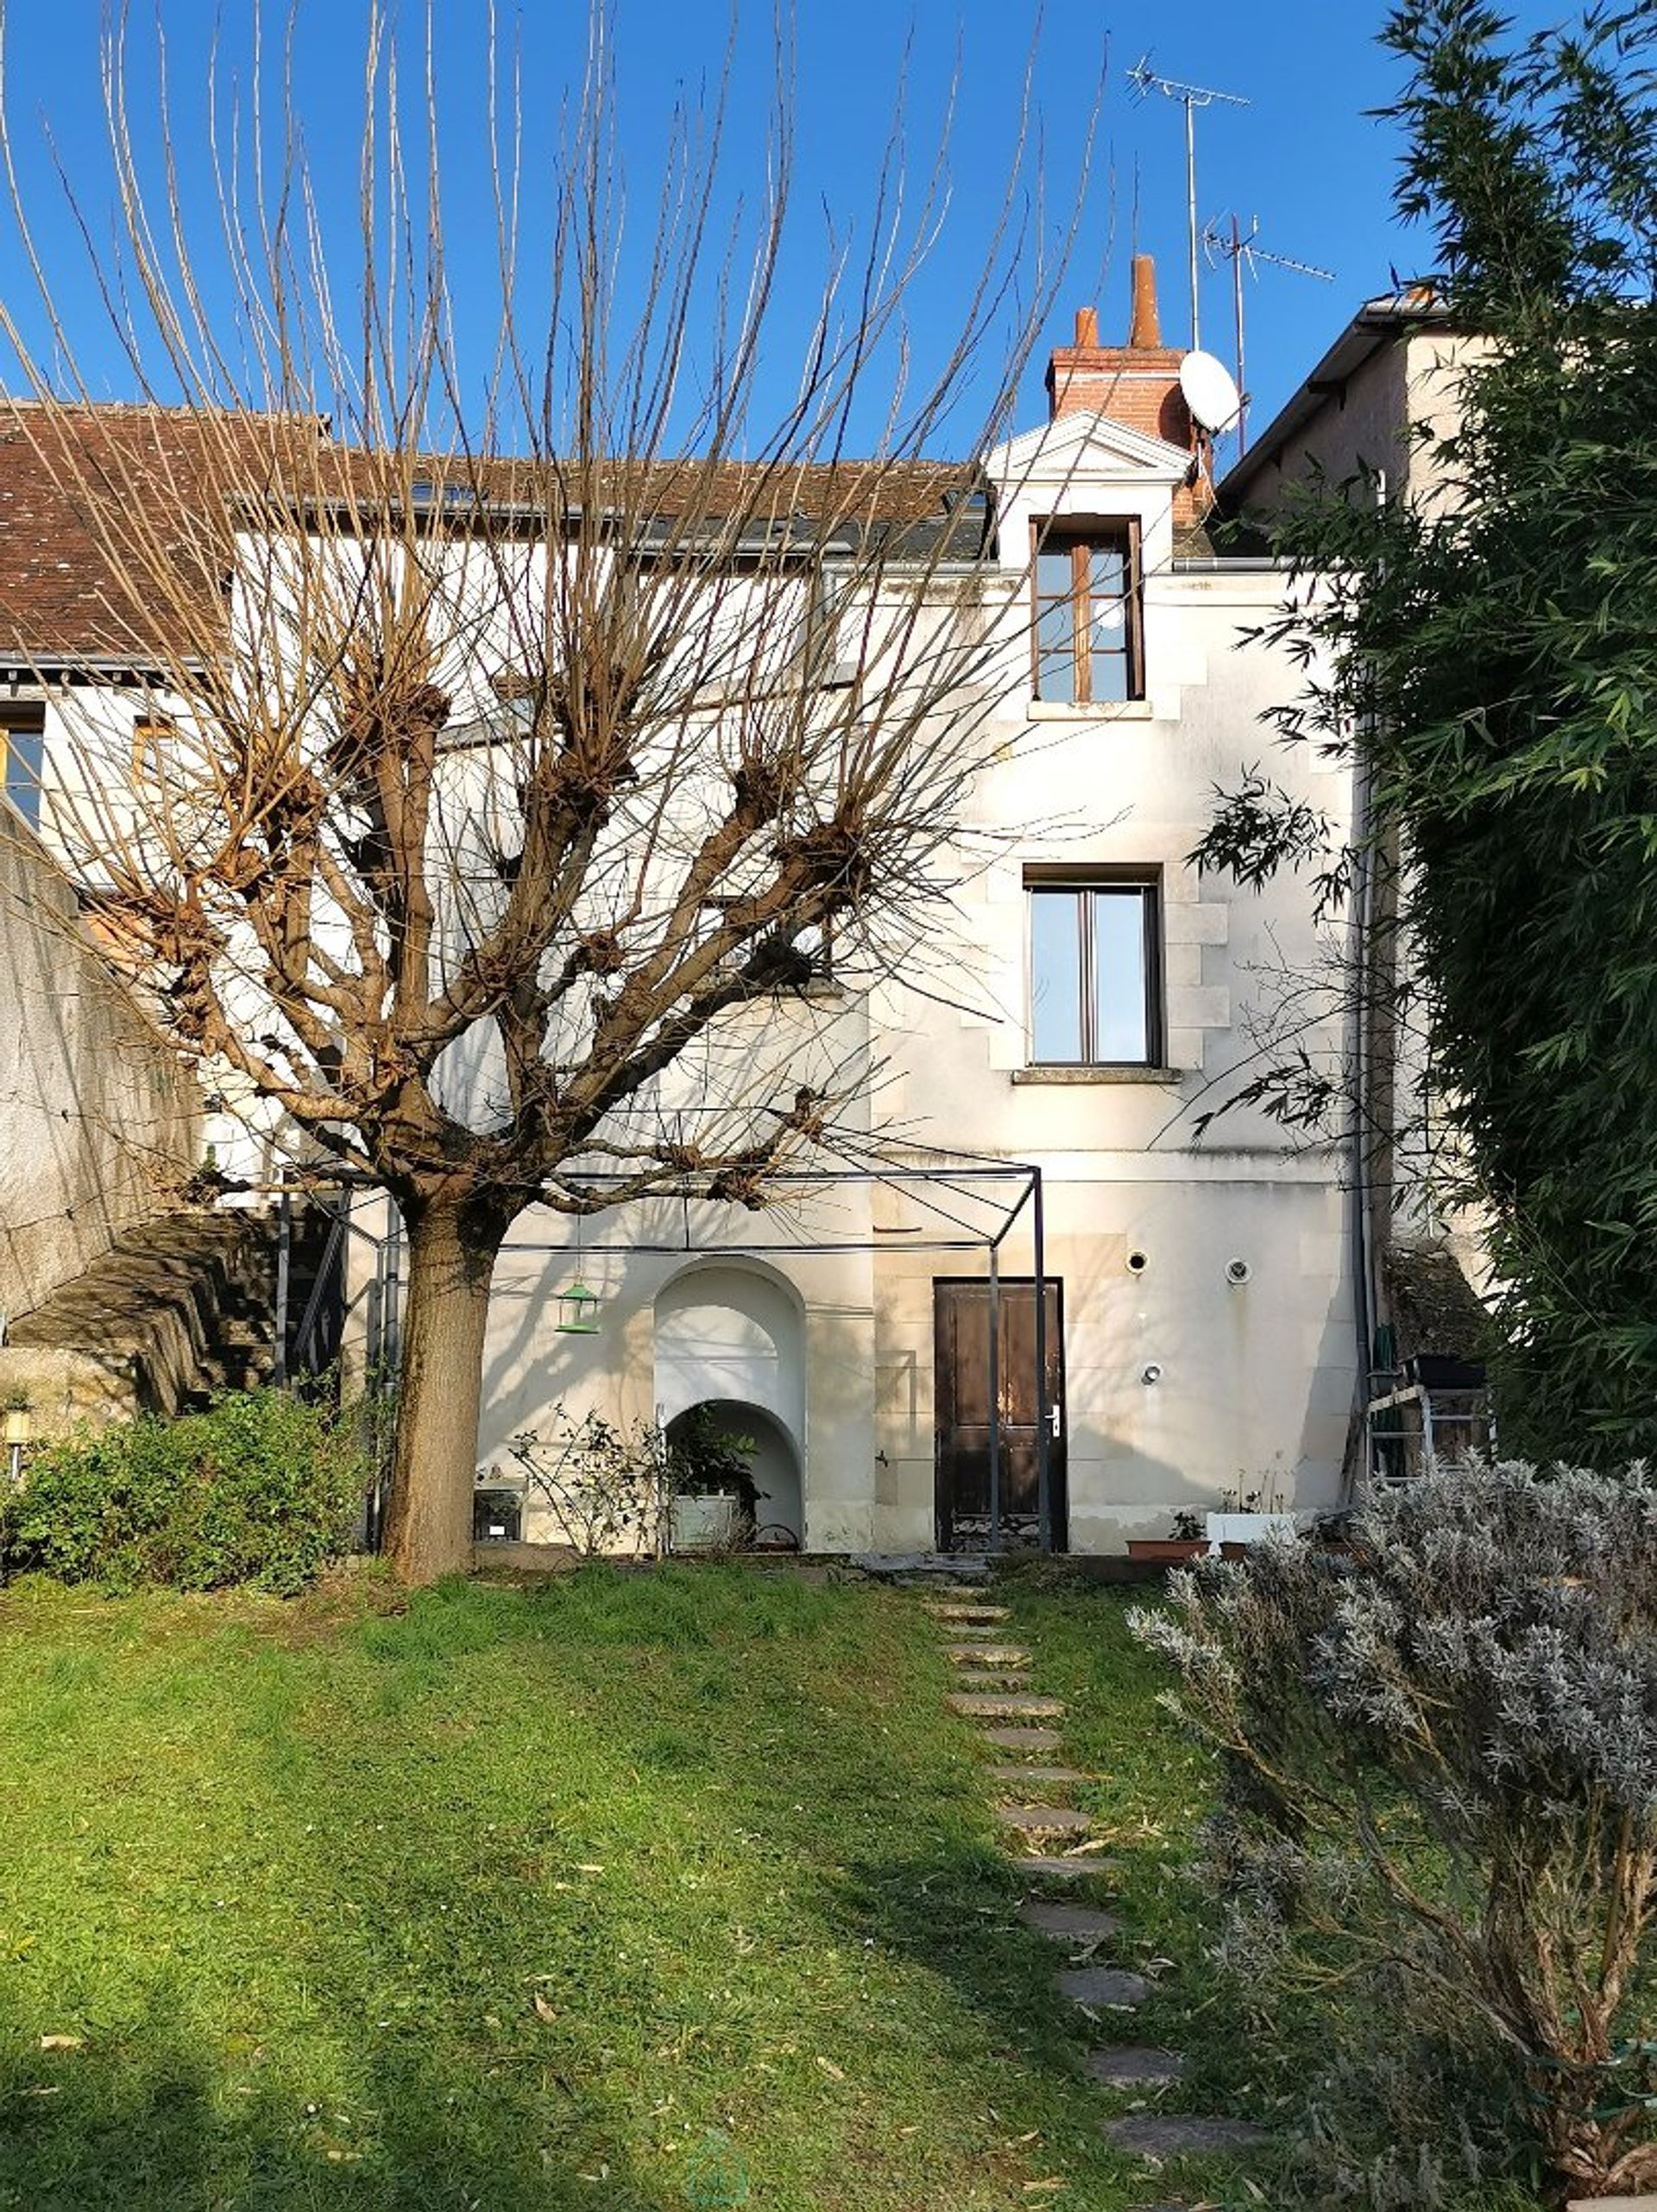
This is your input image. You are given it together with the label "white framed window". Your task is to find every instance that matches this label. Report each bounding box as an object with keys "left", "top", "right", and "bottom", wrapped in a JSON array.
[
  {"left": 1026, "top": 869, "right": 1162, "bottom": 1066},
  {"left": 1031, "top": 519, "right": 1143, "bottom": 704}
]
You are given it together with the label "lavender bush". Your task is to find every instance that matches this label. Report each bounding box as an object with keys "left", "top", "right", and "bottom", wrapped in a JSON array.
[{"left": 1132, "top": 1462, "right": 1657, "bottom": 2204}]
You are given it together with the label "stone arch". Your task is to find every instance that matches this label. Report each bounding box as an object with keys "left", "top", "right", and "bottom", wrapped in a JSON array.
[{"left": 652, "top": 1258, "right": 806, "bottom": 1452}]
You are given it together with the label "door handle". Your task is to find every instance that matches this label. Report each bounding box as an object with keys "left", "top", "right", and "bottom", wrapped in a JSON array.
[{"left": 1049, "top": 1404, "right": 1062, "bottom": 1439}]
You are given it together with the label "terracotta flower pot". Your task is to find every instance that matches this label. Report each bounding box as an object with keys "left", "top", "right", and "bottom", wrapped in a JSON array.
[{"left": 1125, "top": 1538, "right": 1207, "bottom": 1562}]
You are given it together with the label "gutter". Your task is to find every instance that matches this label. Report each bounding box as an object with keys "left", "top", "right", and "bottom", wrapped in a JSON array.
[
  {"left": 1219, "top": 289, "right": 1456, "bottom": 511},
  {"left": 0, "top": 655, "right": 204, "bottom": 686}
]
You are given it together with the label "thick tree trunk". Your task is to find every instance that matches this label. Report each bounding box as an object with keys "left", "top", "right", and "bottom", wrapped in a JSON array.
[{"left": 383, "top": 1194, "right": 505, "bottom": 1585}]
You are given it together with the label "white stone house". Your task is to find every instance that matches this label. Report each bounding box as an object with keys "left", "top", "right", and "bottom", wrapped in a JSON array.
[
  {"left": 3, "top": 266, "right": 1377, "bottom": 1554},
  {"left": 454, "top": 266, "right": 1362, "bottom": 1554}
]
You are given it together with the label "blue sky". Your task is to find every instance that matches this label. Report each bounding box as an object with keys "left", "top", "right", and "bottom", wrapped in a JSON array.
[{"left": 0, "top": 0, "right": 1567, "bottom": 460}]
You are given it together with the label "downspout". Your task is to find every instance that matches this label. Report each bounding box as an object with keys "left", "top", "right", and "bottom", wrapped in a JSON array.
[{"left": 1345, "top": 466, "right": 1387, "bottom": 1501}]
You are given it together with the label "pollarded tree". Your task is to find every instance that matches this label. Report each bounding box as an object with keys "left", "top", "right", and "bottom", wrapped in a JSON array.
[
  {"left": 1196, "top": 0, "right": 1657, "bottom": 1462},
  {"left": 0, "top": 4, "right": 1093, "bottom": 1579}
]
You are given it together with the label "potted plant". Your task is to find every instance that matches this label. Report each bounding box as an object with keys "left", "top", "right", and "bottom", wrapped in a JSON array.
[
  {"left": 1207, "top": 1475, "right": 1301, "bottom": 1559},
  {"left": 666, "top": 1409, "right": 759, "bottom": 1554},
  {"left": 1126, "top": 1508, "right": 1207, "bottom": 1563}
]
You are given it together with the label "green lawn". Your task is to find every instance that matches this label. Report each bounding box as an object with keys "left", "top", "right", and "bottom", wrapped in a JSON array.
[{"left": 0, "top": 1563, "right": 1286, "bottom": 2210}]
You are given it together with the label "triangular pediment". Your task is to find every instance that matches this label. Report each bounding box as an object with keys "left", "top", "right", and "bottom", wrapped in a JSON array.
[{"left": 990, "top": 408, "right": 1191, "bottom": 488}]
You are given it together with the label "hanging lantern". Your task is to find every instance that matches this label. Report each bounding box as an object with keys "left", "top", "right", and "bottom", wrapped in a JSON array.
[{"left": 555, "top": 1278, "right": 602, "bottom": 1335}]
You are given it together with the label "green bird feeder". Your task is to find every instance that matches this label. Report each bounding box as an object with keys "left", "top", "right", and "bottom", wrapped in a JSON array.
[{"left": 555, "top": 1277, "right": 602, "bottom": 1334}]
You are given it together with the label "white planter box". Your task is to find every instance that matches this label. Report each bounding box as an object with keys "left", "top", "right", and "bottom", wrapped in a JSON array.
[
  {"left": 1206, "top": 1510, "right": 1301, "bottom": 1554},
  {"left": 670, "top": 1492, "right": 738, "bottom": 1552}
]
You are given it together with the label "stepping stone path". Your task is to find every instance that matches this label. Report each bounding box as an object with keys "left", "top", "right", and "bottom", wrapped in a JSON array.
[
  {"left": 948, "top": 1692, "right": 1064, "bottom": 1719},
  {"left": 1011, "top": 1852, "right": 1118, "bottom": 1882},
  {"left": 1057, "top": 1963, "right": 1151, "bottom": 2008},
  {"left": 1019, "top": 1900, "right": 1121, "bottom": 1940},
  {"left": 997, "top": 1803, "right": 1093, "bottom": 1837},
  {"left": 1086, "top": 2046, "right": 1183, "bottom": 2088},
  {"left": 979, "top": 1724, "right": 1063, "bottom": 1753},
  {"left": 913, "top": 1573, "right": 1271, "bottom": 2190}
]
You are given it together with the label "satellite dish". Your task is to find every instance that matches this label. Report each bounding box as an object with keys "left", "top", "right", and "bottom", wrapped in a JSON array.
[{"left": 1179, "top": 350, "right": 1243, "bottom": 434}]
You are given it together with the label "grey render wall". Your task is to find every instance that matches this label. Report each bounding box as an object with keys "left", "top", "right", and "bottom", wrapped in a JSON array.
[
  {"left": 1224, "top": 328, "right": 1493, "bottom": 519},
  {"left": 1, "top": 805, "right": 199, "bottom": 1320}
]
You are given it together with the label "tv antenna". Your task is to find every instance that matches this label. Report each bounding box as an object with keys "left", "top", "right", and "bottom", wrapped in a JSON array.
[
  {"left": 1203, "top": 214, "right": 1334, "bottom": 453},
  {"left": 1127, "top": 55, "right": 1249, "bottom": 353}
]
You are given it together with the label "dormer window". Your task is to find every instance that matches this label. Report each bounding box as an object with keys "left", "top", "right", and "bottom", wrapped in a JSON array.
[{"left": 1032, "top": 520, "right": 1142, "bottom": 704}]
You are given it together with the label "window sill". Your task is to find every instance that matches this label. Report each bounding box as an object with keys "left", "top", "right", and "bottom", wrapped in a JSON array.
[
  {"left": 1027, "top": 699, "right": 1155, "bottom": 723},
  {"left": 1012, "top": 1063, "right": 1185, "bottom": 1086}
]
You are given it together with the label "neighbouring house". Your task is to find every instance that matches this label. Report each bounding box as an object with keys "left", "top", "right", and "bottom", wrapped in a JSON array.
[
  {"left": 0, "top": 802, "right": 199, "bottom": 1323},
  {"left": 1219, "top": 285, "right": 1495, "bottom": 1487},
  {"left": 8, "top": 261, "right": 1463, "bottom": 1553},
  {"left": 1219, "top": 283, "right": 1487, "bottom": 518},
  {"left": 0, "top": 415, "right": 288, "bottom": 1429}
]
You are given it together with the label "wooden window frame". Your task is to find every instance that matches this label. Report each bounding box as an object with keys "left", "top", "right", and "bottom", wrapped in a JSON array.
[
  {"left": 0, "top": 703, "right": 46, "bottom": 829},
  {"left": 1030, "top": 516, "right": 1144, "bottom": 704},
  {"left": 131, "top": 712, "right": 175, "bottom": 778},
  {"left": 1024, "top": 864, "right": 1163, "bottom": 1068}
]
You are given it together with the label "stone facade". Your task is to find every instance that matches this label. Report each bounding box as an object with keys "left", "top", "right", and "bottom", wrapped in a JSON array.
[{"left": 0, "top": 806, "right": 199, "bottom": 1328}]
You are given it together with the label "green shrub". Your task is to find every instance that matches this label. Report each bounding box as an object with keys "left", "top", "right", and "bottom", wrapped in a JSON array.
[{"left": 3, "top": 1387, "right": 368, "bottom": 1595}]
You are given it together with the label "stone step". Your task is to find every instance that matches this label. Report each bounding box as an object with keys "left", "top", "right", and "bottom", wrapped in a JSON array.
[
  {"left": 978, "top": 1725, "right": 1064, "bottom": 1754},
  {"left": 938, "top": 1623, "right": 1008, "bottom": 1643},
  {"left": 991, "top": 1764, "right": 1087, "bottom": 1787},
  {"left": 1104, "top": 2115, "right": 1270, "bottom": 2158},
  {"left": 5, "top": 1208, "right": 278, "bottom": 1430},
  {"left": 923, "top": 1603, "right": 1011, "bottom": 1623},
  {"left": 1019, "top": 1900, "right": 1122, "bottom": 1941},
  {"left": 1013, "top": 1853, "right": 1116, "bottom": 1883},
  {"left": 949, "top": 1692, "right": 1063, "bottom": 1719},
  {"left": 943, "top": 1643, "right": 1030, "bottom": 1666},
  {"left": 954, "top": 1670, "right": 1033, "bottom": 1694},
  {"left": 996, "top": 1804, "right": 1093, "bottom": 1836},
  {"left": 1085, "top": 2045, "right": 1184, "bottom": 2089},
  {"left": 1057, "top": 1965, "right": 1150, "bottom": 2009}
]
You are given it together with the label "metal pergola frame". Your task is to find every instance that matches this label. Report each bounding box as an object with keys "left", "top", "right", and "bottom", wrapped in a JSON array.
[{"left": 271, "top": 1142, "right": 1058, "bottom": 1554}]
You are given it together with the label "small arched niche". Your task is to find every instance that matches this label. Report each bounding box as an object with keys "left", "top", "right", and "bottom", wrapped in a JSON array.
[
  {"left": 666, "top": 1398, "right": 803, "bottom": 1547},
  {"left": 652, "top": 1259, "right": 806, "bottom": 1449}
]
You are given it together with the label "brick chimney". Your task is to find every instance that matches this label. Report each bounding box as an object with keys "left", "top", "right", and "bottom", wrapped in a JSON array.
[{"left": 1045, "top": 255, "right": 1211, "bottom": 522}]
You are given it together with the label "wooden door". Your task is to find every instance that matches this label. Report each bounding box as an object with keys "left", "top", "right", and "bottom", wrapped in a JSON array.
[{"left": 934, "top": 1278, "right": 1067, "bottom": 1553}]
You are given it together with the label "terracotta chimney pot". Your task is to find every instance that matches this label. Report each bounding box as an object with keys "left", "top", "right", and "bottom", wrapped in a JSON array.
[
  {"left": 1042, "top": 253, "right": 1212, "bottom": 524},
  {"left": 1128, "top": 255, "right": 1162, "bottom": 349}
]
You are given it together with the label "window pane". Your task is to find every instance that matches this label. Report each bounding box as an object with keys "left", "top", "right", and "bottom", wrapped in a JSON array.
[
  {"left": 1035, "top": 599, "right": 1075, "bottom": 703},
  {"left": 1030, "top": 891, "right": 1083, "bottom": 1062},
  {"left": 1089, "top": 644, "right": 1129, "bottom": 703},
  {"left": 1036, "top": 548, "right": 1074, "bottom": 592},
  {"left": 1088, "top": 545, "right": 1125, "bottom": 594},
  {"left": 1093, "top": 889, "right": 1150, "bottom": 1061},
  {"left": 2, "top": 725, "right": 44, "bottom": 829}
]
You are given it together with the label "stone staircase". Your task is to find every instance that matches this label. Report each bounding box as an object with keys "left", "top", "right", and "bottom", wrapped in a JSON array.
[
  {"left": 1, "top": 1207, "right": 276, "bottom": 1435},
  {"left": 918, "top": 1586, "right": 1271, "bottom": 2204}
]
